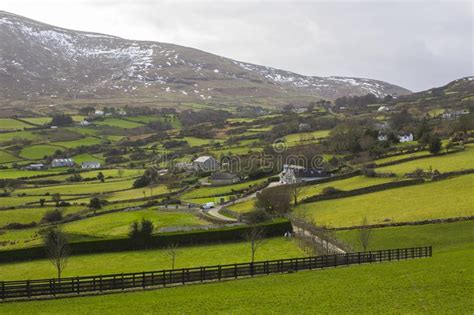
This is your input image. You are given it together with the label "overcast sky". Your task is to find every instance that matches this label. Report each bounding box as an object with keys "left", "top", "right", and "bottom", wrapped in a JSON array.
[{"left": 2, "top": 0, "right": 473, "bottom": 91}]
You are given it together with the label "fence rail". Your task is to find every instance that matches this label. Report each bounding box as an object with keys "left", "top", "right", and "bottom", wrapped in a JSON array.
[{"left": 0, "top": 246, "right": 431, "bottom": 301}]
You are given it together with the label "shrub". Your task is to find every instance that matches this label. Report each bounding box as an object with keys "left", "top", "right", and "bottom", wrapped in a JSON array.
[
  {"left": 41, "top": 209, "right": 63, "bottom": 223},
  {"left": 129, "top": 218, "right": 154, "bottom": 248},
  {"left": 321, "top": 187, "right": 343, "bottom": 195}
]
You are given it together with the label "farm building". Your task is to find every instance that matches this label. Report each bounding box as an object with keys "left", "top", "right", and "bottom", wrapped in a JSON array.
[
  {"left": 81, "top": 161, "right": 101, "bottom": 169},
  {"left": 378, "top": 105, "right": 390, "bottom": 112},
  {"left": 299, "top": 123, "right": 311, "bottom": 132},
  {"left": 51, "top": 158, "right": 75, "bottom": 168},
  {"left": 193, "top": 156, "right": 219, "bottom": 172},
  {"left": 398, "top": 133, "right": 414, "bottom": 143},
  {"left": 210, "top": 172, "right": 240, "bottom": 186},
  {"left": 280, "top": 164, "right": 330, "bottom": 184},
  {"left": 24, "top": 163, "right": 45, "bottom": 170},
  {"left": 79, "top": 120, "right": 91, "bottom": 126}
]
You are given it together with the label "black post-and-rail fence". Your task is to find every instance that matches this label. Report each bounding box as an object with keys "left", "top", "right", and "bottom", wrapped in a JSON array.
[{"left": 1, "top": 246, "right": 431, "bottom": 301}]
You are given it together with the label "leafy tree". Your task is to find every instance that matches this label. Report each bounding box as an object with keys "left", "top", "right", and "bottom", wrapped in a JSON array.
[
  {"left": 39, "top": 198, "right": 46, "bottom": 207},
  {"left": 51, "top": 193, "right": 61, "bottom": 207},
  {"left": 97, "top": 172, "right": 105, "bottom": 183},
  {"left": 255, "top": 185, "right": 291, "bottom": 214},
  {"left": 78, "top": 106, "right": 95, "bottom": 116},
  {"left": 429, "top": 136, "right": 442, "bottom": 154},
  {"left": 50, "top": 114, "right": 74, "bottom": 127},
  {"left": 89, "top": 197, "right": 102, "bottom": 214},
  {"left": 41, "top": 209, "right": 63, "bottom": 223},
  {"left": 129, "top": 218, "right": 154, "bottom": 248}
]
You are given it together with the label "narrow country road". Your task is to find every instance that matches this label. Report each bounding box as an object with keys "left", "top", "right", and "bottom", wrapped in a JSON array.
[{"left": 204, "top": 181, "right": 282, "bottom": 222}]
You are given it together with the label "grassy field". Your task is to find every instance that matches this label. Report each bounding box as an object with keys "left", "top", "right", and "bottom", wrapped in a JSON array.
[
  {"left": 0, "top": 206, "right": 84, "bottom": 226},
  {"left": 70, "top": 153, "right": 105, "bottom": 164},
  {"left": 0, "top": 150, "right": 22, "bottom": 164},
  {"left": 94, "top": 118, "right": 144, "bottom": 129},
  {"left": 0, "top": 118, "right": 31, "bottom": 130},
  {"left": 0, "top": 169, "right": 63, "bottom": 179},
  {"left": 182, "top": 137, "right": 223, "bottom": 147},
  {"left": 377, "top": 145, "right": 474, "bottom": 175},
  {"left": 19, "top": 144, "right": 64, "bottom": 160},
  {"left": 20, "top": 117, "right": 52, "bottom": 125},
  {"left": 374, "top": 150, "right": 429, "bottom": 164},
  {"left": 0, "top": 130, "right": 42, "bottom": 143},
  {"left": 180, "top": 179, "right": 266, "bottom": 201},
  {"left": 227, "top": 198, "right": 256, "bottom": 213},
  {"left": 294, "top": 174, "right": 474, "bottom": 227},
  {"left": 62, "top": 209, "right": 206, "bottom": 238},
  {"left": 298, "top": 175, "right": 397, "bottom": 201},
  {"left": 282, "top": 130, "right": 330, "bottom": 146},
  {"left": 0, "top": 237, "right": 302, "bottom": 280},
  {"left": 52, "top": 137, "right": 104, "bottom": 148},
  {"left": 0, "top": 222, "right": 471, "bottom": 313}
]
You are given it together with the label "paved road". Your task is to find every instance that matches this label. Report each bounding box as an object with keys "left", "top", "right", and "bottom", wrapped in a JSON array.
[{"left": 204, "top": 181, "right": 282, "bottom": 222}]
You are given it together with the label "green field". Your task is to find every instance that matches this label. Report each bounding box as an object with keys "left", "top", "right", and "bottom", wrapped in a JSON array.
[
  {"left": 62, "top": 209, "right": 206, "bottom": 238},
  {"left": 374, "top": 150, "right": 429, "bottom": 165},
  {"left": 182, "top": 137, "right": 223, "bottom": 147},
  {"left": 0, "top": 150, "right": 22, "bottom": 164},
  {"left": 20, "top": 117, "right": 52, "bottom": 126},
  {"left": 227, "top": 198, "right": 256, "bottom": 213},
  {"left": 0, "top": 237, "right": 301, "bottom": 280},
  {"left": 14, "top": 178, "right": 136, "bottom": 196},
  {"left": 377, "top": 146, "right": 474, "bottom": 175},
  {"left": 0, "top": 118, "right": 31, "bottom": 130},
  {"left": 0, "top": 130, "right": 42, "bottom": 143},
  {"left": 70, "top": 153, "right": 105, "bottom": 164},
  {"left": 294, "top": 174, "right": 474, "bottom": 227},
  {"left": 53, "top": 137, "right": 104, "bottom": 148},
  {"left": 0, "top": 222, "right": 471, "bottom": 313},
  {"left": 0, "top": 206, "right": 83, "bottom": 227},
  {"left": 94, "top": 118, "right": 144, "bottom": 129},
  {"left": 282, "top": 130, "right": 330, "bottom": 146},
  {"left": 19, "top": 144, "right": 64, "bottom": 160},
  {"left": 181, "top": 179, "right": 266, "bottom": 201},
  {"left": 298, "top": 175, "right": 397, "bottom": 201},
  {"left": 0, "top": 169, "right": 63, "bottom": 179}
]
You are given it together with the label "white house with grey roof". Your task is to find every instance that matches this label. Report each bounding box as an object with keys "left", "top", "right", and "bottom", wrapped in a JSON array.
[{"left": 193, "top": 156, "right": 219, "bottom": 172}]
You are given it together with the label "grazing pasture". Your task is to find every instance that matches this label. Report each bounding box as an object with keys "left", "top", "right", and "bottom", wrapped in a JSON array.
[
  {"left": 94, "top": 118, "right": 144, "bottom": 129},
  {"left": 376, "top": 145, "right": 474, "bottom": 175},
  {"left": 0, "top": 222, "right": 470, "bottom": 314},
  {"left": 0, "top": 118, "right": 31, "bottom": 130},
  {"left": 0, "top": 237, "right": 301, "bottom": 280},
  {"left": 295, "top": 174, "right": 474, "bottom": 227},
  {"left": 53, "top": 137, "right": 104, "bottom": 148},
  {"left": 19, "top": 144, "right": 64, "bottom": 160}
]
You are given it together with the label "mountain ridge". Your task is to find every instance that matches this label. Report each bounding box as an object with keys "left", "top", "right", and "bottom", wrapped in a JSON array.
[{"left": 0, "top": 11, "right": 411, "bottom": 107}]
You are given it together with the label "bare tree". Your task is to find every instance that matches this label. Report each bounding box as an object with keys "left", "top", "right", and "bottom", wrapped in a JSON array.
[
  {"left": 43, "top": 228, "right": 69, "bottom": 280},
  {"left": 166, "top": 243, "right": 179, "bottom": 269},
  {"left": 358, "top": 217, "right": 372, "bottom": 252},
  {"left": 244, "top": 225, "right": 266, "bottom": 263},
  {"left": 290, "top": 183, "right": 304, "bottom": 205}
]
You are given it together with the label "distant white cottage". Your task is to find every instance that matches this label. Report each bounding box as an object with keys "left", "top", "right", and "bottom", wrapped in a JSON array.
[
  {"left": 398, "top": 133, "right": 414, "bottom": 143},
  {"left": 51, "top": 158, "right": 75, "bottom": 168},
  {"left": 193, "top": 156, "right": 219, "bottom": 172},
  {"left": 94, "top": 110, "right": 104, "bottom": 116},
  {"left": 81, "top": 161, "right": 101, "bottom": 169},
  {"left": 377, "top": 105, "right": 390, "bottom": 112},
  {"left": 79, "top": 120, "right": 91, "bottom": 126}
]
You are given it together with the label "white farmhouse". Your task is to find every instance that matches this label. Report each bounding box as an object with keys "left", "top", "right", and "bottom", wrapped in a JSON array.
[
  {"left": 398, "top": 133, "right": 414, "bottom": 143},
  {"left": 81, "top": 161, "right": 101, "bottom": 169},
  {"left": 193, "top": 156, "right": 219, "bottom": 172}
]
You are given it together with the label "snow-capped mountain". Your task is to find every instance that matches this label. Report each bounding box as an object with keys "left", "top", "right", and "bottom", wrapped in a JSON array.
[{"left": 0, "top": 11, "right": 411, "bottom": 107}]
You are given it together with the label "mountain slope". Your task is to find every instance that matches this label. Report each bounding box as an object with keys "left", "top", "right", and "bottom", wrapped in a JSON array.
[{"left": 0, "top": 11, "right": 411, "bottom": 107}]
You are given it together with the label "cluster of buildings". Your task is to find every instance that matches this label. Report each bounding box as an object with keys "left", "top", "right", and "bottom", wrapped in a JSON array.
[
  {"left": 24, "top": 159, "right": 101, "bottom": 170},
  {"left": 279, "top": 164, "right": 330, "bottom": 185}
]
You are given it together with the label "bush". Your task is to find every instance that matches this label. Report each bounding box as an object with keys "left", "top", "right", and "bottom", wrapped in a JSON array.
[
  {"left": 41, "top": 209, "right": 63, "bottom": 223},
  {"left": 242, "top": 209, "right": 271, "bottom": 224},
  {"left": 129, "top": 218, "right": 154, "bottom": 248},
  {"left": 321, "top": 187, "right": 343, "bottom": 195}
]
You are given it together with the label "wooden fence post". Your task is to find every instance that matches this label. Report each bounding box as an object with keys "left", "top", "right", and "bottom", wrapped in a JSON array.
[
  {"left": 142, "top": 272, "right": 146, "bottom": 289},
  {"left": 163, "top": 270, "right": 166, "bottom": 287},
  {"left": 1, "top": 281, "right": 4, "bottom": 300},
  {"left": 27, "top": 280, "right": 31, "bottom": 299},
  {"left": 234, "top": 264, "right": 238, "bottom": 279},
  {"left": 122, "top": 273, "right": 125, "bottom": 290}
]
